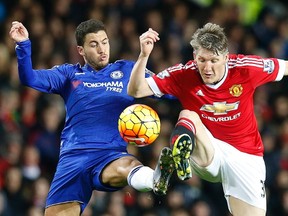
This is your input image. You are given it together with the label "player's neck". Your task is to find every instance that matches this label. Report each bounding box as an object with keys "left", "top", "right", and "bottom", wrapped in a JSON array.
[
  {"left": 212, "top": 64, "right": 227, "bottom": 85},
  {"left": 213, "top": 72, "right": 225, "bottom": 84}
]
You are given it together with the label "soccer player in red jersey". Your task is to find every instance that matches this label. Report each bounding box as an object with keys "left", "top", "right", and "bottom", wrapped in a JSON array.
[{"left": 128, "top": 23, "right": 288, "bottom": 216}]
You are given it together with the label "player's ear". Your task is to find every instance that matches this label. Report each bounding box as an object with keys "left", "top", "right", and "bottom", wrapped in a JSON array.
[
  {"left": 224, "top": 53, "right": 229, "bottom": 62},
  {"left": 77, "top": 46, "right": 85, "bottom": 56}
]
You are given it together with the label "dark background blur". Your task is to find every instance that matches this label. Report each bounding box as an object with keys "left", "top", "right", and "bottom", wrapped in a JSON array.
[{"left": 1, "top": 0, "right": 288, "bottom": 215}]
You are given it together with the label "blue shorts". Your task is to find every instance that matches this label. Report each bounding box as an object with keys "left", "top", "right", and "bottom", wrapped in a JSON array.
[{"left": 46, "top": 149, "right": 133, "bottom": 212}]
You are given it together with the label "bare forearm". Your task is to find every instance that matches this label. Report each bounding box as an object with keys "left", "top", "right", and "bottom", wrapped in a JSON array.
[
  {"left": 128, "top": 28, "right": 159, "bottom": 98},
  {"left": 128, "top": 54, "right": 152, "bottom": 98}
]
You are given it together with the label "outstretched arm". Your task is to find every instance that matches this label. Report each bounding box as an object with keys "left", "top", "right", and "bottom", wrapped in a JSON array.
[
  {"left": 128, "top": 28, "right": 159, "bottom": 98},
  {"left": 9, "top": 21, "right": 50, "bottom": 90}
]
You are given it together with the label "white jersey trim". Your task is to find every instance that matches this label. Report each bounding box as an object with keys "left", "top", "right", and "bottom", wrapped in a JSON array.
[
  {"left": 146, "top": 77, "right": 164, "bottom": 98},
  {"left": 276, "top": 59, "right": 285, "bottom": 81}
]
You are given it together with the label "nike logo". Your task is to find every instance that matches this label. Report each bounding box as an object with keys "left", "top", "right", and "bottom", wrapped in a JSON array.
[{"left": 126, "top": 137, "right": 146, "bottom": 143}]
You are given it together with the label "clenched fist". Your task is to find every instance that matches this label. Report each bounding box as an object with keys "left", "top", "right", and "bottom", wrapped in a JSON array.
[{"left": 9, "top": 21, "right": 29, "bottom": 43}]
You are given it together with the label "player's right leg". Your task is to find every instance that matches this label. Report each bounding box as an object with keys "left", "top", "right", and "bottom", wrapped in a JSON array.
[
  {"left": 100, "top": 150, "right": 174, "bottom": 196},
  {"left": 153, "top": 147, "right": 175, "bottom": 195},
  {"left": 45, "top": 202, "right": 81, "bottom": 216}
]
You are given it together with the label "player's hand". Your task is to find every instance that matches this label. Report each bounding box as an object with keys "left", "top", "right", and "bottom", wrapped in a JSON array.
[
  {"left": 139, "top": 28, "right": 159, "bottom": 57},
  {"left": 9, "top": 21, "right": 29, "bottom": 43}
]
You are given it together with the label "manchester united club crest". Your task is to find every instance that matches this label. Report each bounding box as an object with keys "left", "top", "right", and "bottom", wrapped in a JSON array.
[{"left": 229, "top": 84, "right": 243, "bottom": 97}]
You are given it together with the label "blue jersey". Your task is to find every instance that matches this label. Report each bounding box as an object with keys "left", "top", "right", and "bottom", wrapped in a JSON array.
[{"left": 16, "top": 40, "right": 141, "bottom": 152}]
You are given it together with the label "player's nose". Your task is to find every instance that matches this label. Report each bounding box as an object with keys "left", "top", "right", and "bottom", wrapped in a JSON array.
[
  {"left": 203, "top": 61, "right": 212, "bottom": 71},
  {"left": 97, "top": 44, "right": 105, "bottom": 53}
]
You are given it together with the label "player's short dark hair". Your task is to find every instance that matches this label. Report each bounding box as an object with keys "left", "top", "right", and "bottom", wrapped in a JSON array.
[
  {"left": 75, "top": 19, "right": 106, "bottom": 46},
  {"left": 190, "top": 23, "right": 228, "bottom": 55}
]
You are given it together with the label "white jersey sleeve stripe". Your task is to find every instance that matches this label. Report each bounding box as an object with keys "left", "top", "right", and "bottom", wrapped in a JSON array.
[{"left": 146, "top": 77, "right": 164, "bottom": 98}]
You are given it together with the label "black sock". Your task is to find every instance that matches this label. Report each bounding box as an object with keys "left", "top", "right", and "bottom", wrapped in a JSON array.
[{"left": 170, "top": 119, "right": 196, "bottom": 152}]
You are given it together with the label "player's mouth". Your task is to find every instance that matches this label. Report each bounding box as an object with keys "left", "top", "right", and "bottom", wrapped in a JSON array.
[
  {"left": 99, "top": 55, "right": 108, "bottom": 61},
  {"left": 203, "top": 72, "right": 214, "bottom": 79},
  {"left": 202, "top": 72, "right": 216, "bottom": 84}
]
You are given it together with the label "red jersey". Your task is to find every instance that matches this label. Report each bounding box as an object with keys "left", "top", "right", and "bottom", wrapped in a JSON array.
[{"left": 148, "top": 54, "right": 286, "bottom": 156}]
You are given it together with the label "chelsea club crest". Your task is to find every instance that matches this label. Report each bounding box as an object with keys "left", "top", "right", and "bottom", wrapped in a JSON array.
[{"left": 110, "top": 71, "right": 123, "bottom": 79}]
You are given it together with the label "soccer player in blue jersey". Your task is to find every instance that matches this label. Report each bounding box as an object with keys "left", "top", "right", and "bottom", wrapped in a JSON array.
[{"left": 9, "top": 19, "right": 175, "bottom": 216}]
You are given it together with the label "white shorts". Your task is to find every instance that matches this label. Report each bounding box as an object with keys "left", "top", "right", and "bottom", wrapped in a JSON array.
[{"left": 190, "top": 129, "right": 266, "bottom": 211}]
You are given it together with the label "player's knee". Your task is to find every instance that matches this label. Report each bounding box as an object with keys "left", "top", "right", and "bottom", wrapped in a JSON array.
[
  {"left": 101, "top": 157, "right": 141, "bottom": 187},
  {"left": 117, "top": 158, "right": 142, "bottom": 177},
  {"left": 110, "top": 161, "right": 143, "bottom": 187},
  {"left": 179, "top": 109, "right": 201, "bottom": 125}
]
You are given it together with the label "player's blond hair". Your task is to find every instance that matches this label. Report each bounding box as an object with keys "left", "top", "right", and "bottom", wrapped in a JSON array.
[{"left": 190, "top": 23, "right": 228, "bottom": 55}]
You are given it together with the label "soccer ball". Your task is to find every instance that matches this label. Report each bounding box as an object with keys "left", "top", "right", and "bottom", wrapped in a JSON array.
[{"left": 118, "top": 104, "right": 161, "bottom": 147}]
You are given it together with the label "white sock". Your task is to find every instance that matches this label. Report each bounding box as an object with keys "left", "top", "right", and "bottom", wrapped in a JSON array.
[{"left": 127, "top": 165, "right": 154, "bottom": 192}]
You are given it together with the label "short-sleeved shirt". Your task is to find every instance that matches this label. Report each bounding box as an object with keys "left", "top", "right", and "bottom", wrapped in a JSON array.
[{"left": 147, "top": 54, "right": 286, "bottom": 156}]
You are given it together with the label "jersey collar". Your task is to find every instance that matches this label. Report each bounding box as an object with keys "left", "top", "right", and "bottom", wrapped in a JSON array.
[
  {"left": 83, "top": 63, "right": 111, "bottom": 73},
  {"left": 83, "top": 64, "right": 96, "bottom": 73}
]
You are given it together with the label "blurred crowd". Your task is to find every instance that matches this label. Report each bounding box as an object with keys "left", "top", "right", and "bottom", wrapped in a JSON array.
[{"left": 1, "top": 0, "right": 288, "bottom": 215}]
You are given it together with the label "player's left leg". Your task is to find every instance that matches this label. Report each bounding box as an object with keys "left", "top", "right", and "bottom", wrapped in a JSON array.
[
  {"left": 170, "top": 109, "right": 215, "bottom": 180},
  {"left": 45, "top": 202, "right": 81, "bottom": 216},
  {"left": 229, "top": 196, "right": 266, "bottom": 216},
  {"left": 172, "top": 134, "right": 193, "bottom": 180},
  {"left": 217, "top": 140, "right": 266, "bottom": 216}
]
